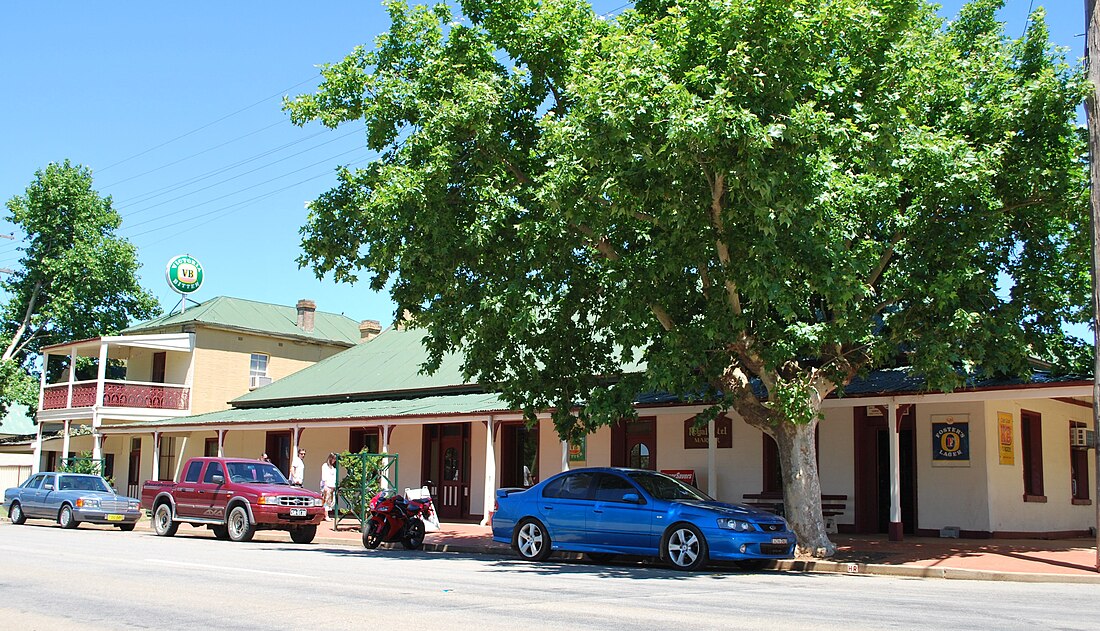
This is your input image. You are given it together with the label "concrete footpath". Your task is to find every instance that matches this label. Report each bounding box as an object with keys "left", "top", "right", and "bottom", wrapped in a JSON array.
[{"left": 135, "top": 518, "right": 1100, "bottom": 584}]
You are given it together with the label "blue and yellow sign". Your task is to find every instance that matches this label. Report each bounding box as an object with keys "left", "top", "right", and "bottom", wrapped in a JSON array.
[{"left": 932, "top": 420, "right": 969, "bottom": 462}]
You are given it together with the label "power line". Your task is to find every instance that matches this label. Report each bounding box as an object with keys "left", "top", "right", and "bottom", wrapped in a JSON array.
[
  {"left": 129, "top": 155, "right": 370, "bottom": 242},
  {"left": 121, "top": 145, "right": 367, "bottom": 234},
  {"left": 97, "top": 74, "right": 321, "bottom": 173},
  {"left": 117, "top": 127, "right": 361, "bottom": 217},
  {"left": 1022, "top": 0, "right": 1036, "bottom": 38},
  {"left": 114, "top": 128, "right": 330, "bottom": 209},
  {"left": 99, "top": 119, "right": 287, "bottom": 189}
]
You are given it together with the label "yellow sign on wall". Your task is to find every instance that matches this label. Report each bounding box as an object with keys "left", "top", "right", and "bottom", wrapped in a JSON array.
[{"left": 997, "top": 412, "right": 1014, "bottom": 465}]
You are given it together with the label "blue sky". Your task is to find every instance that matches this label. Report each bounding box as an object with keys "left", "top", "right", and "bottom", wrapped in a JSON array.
[{"left": 0, "top": 1, "right": 1086, "bottom": 329}]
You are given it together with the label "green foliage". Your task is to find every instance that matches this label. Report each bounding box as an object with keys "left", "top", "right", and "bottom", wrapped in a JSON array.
[
  {"left": 58, "top": 451, "right": 114, "bottom": 488},
  {"left": 287, "top": 0, "right": 1089, "bottom": 436},
  {"left": 1, "top": 160, "right": 162, "bottom": 412},
  {"left": 335, "top": 451, "right": 395, "bottom": 519}
]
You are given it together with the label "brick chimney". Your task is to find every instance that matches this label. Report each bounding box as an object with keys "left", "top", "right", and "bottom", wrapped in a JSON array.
[
  {"left": 359, "top": 319, "right": 382, "bottom": 342},
  {"left": 296, "top": 299, "right": 316, "bottom": 332}
]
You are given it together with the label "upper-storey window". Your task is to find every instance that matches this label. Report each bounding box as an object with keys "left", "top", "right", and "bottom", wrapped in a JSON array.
[{"left": 249, "top": 353, "right": 271, "bottom": 389}]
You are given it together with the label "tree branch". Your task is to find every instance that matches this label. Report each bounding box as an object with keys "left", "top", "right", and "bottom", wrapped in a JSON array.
[
  {"left": 708, "top": 173, "right": 742, "bottom": 315},
  {"left": 2, "top": 279, "right": 43, "bottom": 362},
  {"left": 868, "top": 232, "right": 904, "bottom": 289}
]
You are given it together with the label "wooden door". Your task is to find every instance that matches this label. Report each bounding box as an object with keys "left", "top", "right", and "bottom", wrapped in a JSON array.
[{"left": 429, "top": 423, "right": 469, "bottom": 520}]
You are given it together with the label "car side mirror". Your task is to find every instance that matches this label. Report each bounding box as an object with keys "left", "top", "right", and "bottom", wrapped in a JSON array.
[
  {"left": 43, "top": 482, "right": 54, "bottom": 490},
  {"left": 211, "top": 475, "right": 225, "bottom": 485},
  {"left": 622, "top": 493, "right": 641, "bottom": 504}
]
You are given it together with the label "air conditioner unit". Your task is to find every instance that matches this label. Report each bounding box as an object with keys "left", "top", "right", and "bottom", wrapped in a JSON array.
[
  {"left": 1069, "top": 427, "right": 1095, "bottom": 450},
  {"left": 249, "top": 375, "right": 272, "bottom": 390}
]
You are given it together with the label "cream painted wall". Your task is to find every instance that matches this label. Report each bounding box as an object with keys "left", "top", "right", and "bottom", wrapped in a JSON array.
[
  {"left": 387, "top": 424, "right": 424, "bottom": 493},
  {"left": 909, "top": 401, "right": 990, "bottom": 532},
  {"left": 124, "top": 348, "right": 190, "bottom": 384},
  {"left": 188, "top": 328, "right": 348, "bottom": 415},
  {"left": 817, "top": 408, "right": 856, "bottom": 525},
  {"left": 984, "top": 398, "right": 1096, "bottom": 534}
]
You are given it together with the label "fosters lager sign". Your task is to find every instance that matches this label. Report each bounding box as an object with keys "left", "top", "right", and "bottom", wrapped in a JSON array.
[{"left": 166, "top": 255, "right": 204, "bottom": 294}]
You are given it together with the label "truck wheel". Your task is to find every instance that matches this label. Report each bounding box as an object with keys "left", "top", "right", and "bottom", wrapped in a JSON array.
[
  {"left": 58, "top": 505, "right": 79, "bottom": 529},
  {"left": 362, "top": 518, "right": 383, "bottom": 549},
  {"left": 402, "top": 518, "right": 425, "bottom": 550},
  {"left": 153, "top": 503, "right": 178, "bottom": 537},
  {"left": 290, "top": 525, "right": 317, "bottom": 544},
  {"left": 226, "top": 505, "right": 255, "bottom": 542},
  {"left": 211, "top": 525, "right": 230, "bottom": 540},
  {"left": 9, "top": 502, "right": 26, "bottom": 525}
]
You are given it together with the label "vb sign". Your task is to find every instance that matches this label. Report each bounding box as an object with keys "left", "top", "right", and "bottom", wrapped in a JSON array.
[{"left": 166, "top": 255, "right": 204, "bottom": 295}]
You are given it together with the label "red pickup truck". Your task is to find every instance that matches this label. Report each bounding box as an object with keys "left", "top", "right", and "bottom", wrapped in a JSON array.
[{"left": 141, "top": 457, "right": 325, "bottom": 543}]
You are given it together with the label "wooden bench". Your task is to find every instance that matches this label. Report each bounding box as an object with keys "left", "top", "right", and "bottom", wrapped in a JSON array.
[{"left": 742, "top": 492, "right": 849, "bottom": 521}]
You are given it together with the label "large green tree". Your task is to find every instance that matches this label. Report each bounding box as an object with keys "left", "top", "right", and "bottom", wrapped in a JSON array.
[
  {"left": 1, "top": 160, "right": 161, "bottom": 413},
  {"left": 287, "top": 0, "right": 1090, "bottom": 556}
]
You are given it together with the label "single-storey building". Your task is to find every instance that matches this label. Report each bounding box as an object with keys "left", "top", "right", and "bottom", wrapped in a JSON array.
[{"left": 78, "top": 324, "right": 1095, "bottom": 540}]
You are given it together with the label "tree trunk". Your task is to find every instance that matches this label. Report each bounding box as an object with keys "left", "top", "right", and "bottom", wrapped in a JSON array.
[{"left": 772, "top": 420, "right": 836, "bottom": 558}]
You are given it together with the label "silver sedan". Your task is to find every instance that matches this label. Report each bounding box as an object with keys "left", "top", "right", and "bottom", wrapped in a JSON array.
[{"left": 5, "top": 472, "right": 142, "bottom": 530}]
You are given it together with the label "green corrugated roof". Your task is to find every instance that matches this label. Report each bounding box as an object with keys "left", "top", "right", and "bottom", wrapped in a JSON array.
[
  {"left": 101, "top": 393, "right": 509, "bottom": 429},
  {"left": 0, "top": 404, "right": 35, "bottom": 436},
  {"left": 232, "top": 326, "right": 470, "bottom": 406},
  {"left": 123, "top": 296, "right": 361, "bottom": 345}
]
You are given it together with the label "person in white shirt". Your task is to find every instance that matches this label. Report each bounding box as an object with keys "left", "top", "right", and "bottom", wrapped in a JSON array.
[
  {"left": 320, "top": 453, "right": 338, "bottom": 519},
  {"left": 290, "top": 448, "right": 306, "bottom": 486}
]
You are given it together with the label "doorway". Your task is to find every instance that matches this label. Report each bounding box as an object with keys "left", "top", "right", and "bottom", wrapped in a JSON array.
[
  {"left": 266, "top": 431, "right": 292, "bottom": 477},
  {"left": 422, "top": 423, "right": 470, "bottom": 520},
  {"left": 611, "top": 418, "right": 657, "bottom": 470},
  {"left": 500, "top": 422, "right": 539, "bottom": 488},
  {"left": 854, "top": 406, "right": 917, "bottom": 534},
  {"left": 127, "top": 437, "right": 142, "bottom": 497}
]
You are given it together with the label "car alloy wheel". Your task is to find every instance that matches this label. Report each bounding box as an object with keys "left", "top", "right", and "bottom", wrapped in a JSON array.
[
  {"left": 9, "top": 502, "right": 26, "bottom": 525},
  {"left": 665, "top": 524, "right": 708, "bottom": 571},
  {"left": 59, "top": 505, "right": 78, "bottom": 529},
  {"left": 513, "top": 518, "right": 552, "bottom": 562}
]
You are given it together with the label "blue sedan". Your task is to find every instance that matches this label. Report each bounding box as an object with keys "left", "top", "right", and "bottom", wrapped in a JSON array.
[
  {"left": 5, "top": 472, "right": 142, "bottom": 530},
  {"left": 491, "top": 467, "right": 795, "bottom": 571}
]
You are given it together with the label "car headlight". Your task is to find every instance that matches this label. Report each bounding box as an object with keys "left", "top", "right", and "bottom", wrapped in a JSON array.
[
  {"left": 76, "top": 498, "right": 100, "bottom": 509},
  {"left": 128, "top": 500, "right": 141, "bottom": 510},
  {"left": 257, "top": 495, "right": 281, "bottom": 505},
  {"left": 313, "top": 498, "right": 324, "bottom": 507},
  {"left": 717, "top": 518, "right": 754, "bottom": 532}
]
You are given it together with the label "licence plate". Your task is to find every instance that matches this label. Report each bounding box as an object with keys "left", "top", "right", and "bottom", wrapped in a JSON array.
[
  {"left": 290, "top": 508, "right": 307, "bottom": 517},
  {"left": 771, "top": 537, "right": 787, "bottom": 544},
  {"left": 106, "top": 514, "right": 124, "bottom": 522}
]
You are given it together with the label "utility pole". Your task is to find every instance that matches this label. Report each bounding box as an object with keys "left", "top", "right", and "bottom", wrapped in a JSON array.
[{"left": 1085, "top": 0, "right": 1100, "bottom": 573}]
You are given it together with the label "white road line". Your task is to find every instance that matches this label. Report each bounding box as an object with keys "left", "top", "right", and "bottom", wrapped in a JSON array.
[{"left": 146, "top": 558, "right": 315, "bottom": 578}]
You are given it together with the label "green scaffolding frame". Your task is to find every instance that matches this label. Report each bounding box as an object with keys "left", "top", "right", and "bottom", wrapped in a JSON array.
[{"left": 333, "top": 452, "right": 398, "bottom": 531}]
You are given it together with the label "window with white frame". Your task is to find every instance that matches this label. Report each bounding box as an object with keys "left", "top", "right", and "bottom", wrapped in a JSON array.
[{"left": 249, "top": 353, "right": 271, "bottom": 389}]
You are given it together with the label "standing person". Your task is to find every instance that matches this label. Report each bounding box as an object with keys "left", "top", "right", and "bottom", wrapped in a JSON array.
[
  {"left": 320, "top": 453, "right": 338, "bottom": 520},
  {"left": 260, "top": 453, "right": 270, "bottom": 463},
  {"left": 290, "top": 448, "right": 306, "bottom": 486}
]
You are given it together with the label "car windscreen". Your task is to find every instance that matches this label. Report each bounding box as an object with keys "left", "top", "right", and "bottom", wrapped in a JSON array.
[
  {"left": 226, "top": 461, "right": 289, "bottom": 485},
  {"left": 58, "top": 475, "right": 111, "bottom": 493},
  {"left": 627, "top": 471, "right": 712, "bottom": 502}
]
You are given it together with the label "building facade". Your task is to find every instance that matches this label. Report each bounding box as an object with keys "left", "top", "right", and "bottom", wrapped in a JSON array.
[
  {"left": 29, "top": 296, "right": 371, "bottom": 496},
  {"left": 98, "top": 325, "right": 1096, "bottom": 539}
]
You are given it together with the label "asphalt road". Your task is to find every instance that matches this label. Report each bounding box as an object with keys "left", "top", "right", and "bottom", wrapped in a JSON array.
[{"left": 1, "top": 521, "right": 1098, "bottom": 631}]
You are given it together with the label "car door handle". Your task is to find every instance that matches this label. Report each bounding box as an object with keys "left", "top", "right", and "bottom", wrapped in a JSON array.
[
  {"left": 592, "top": 509, "right": 603, "bottom": 514},
  {"left": 544, "top": 506, "right": 553, "bottom": 510}
]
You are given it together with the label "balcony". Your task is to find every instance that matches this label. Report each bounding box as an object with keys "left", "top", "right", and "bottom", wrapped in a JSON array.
[{"left": 42, "top": 380, "right": 191, "bottom": 411}]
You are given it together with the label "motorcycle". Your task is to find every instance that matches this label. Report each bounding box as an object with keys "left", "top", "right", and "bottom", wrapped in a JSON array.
[{"left": 362, "top": 489, "right": 434, "bottom": 550}]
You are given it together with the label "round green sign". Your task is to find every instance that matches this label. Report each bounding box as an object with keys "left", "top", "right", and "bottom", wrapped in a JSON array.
[{"left": 165, "top": 255, "right": 204, "bottom": 294}]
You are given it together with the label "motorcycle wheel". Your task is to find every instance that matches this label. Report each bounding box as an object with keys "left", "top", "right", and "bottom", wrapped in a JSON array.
[
  {"left": 403, "top": 518, "right": 425, "bottom": 550},
  {"left": 362, "top": 518, "right": 383, "bottom": 549}
]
